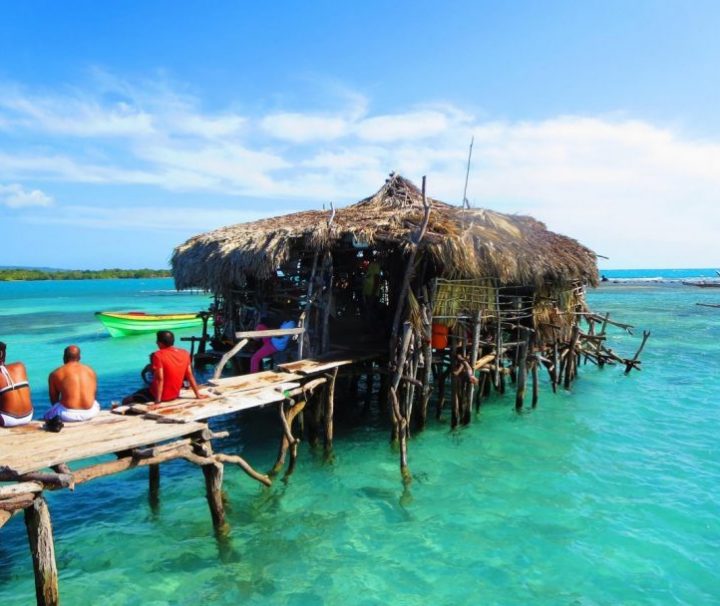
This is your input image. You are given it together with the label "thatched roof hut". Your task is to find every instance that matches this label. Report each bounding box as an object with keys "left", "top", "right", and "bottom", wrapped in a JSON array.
[
  {"left": 172, "top": 174, "right": 598, "bottom": 293},
  {"left": 171, "top": 175, "right": 637, "bottom": 477}
]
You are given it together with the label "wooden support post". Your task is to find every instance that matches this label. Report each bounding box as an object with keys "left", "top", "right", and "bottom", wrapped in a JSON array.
[
  {"left": 193, "top": 442, "right": 225, "bottom": 531},
  {"left": 564, "top": 325, "right": 580, "bottom": 390},
  {"left": 515, "top": 327, "right": 528, "bottom": 412},
  {"left": 465, "top": 309, "right": 482, "bottom": 423},
  {"left": 597, "top": 313, "right": 609, "bottom": 367},
  {"left": 389, "top": 323, "right": 414, "bottom": 482},
  {"left": 450, "top": 332, "right": 460, "bottom": 429},
  {"left": 24, "top": 496, "right": 59, "bottom": 606},
  {"left": 531, "top": 354, "right": 539, "bottom": 408},
  {"left": 323, "top": 367, "right": 338, "bottom": 453},
  {"left": 405, "top": 335, "right": 420, "bottom": 430},
  {"left": 475, "top": 370, "right": 487, "bottom": 411},
  {"left": 625, "top": 330, "right": 651, "bottom": 374},
  {"left": 420, "top": 290, "right": 434, "bottom": 429},
  {"left": 149, "top": 463, "right": 160, "bottom": 511}
]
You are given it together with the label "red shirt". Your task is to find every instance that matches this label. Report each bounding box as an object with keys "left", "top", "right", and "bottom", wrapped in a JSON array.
[{"left": 150, "top": 347, "right": 190, "bottom": 402}]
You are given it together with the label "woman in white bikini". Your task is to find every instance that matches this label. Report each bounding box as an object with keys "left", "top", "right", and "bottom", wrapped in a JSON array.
[{"left": 0, "top": 341, "right": 33, "bottom": 427}]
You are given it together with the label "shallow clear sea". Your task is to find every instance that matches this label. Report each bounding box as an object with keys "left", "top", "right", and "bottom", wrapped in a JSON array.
[{"left": 0, "top": 276, "right": 719, "bottom": 605}]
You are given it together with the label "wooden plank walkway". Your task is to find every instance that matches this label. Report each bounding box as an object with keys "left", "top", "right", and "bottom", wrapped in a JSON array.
[
  {"left": 0, "top": 348, "right": 385, "bottom": 605},
  {"left": 0, "top": 412, "right": 207, "bottom": 475},
  {"left": 0, "top": 350, "right": 384, "bottom": 473},
  {"left": 116, "top": 370, "right": 304, "bottom": 423}
]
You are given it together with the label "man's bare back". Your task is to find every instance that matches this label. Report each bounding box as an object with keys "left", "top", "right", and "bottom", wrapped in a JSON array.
[{"left": 48, "top": 346, "right": 97, "bottom": 410}]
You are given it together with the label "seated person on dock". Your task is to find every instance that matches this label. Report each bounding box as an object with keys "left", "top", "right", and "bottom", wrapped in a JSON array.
[
  {"left": 250, "top": 320, "right": 296, "bottom": 373},
  {"left": 0, "top": 341, "right": 34, "bottom": 427},
  {"left": 44, "top": 345, "right": 100, "bottom": 422},
  {"left": 123, "top": 330, "right": 208, "bottom": 406}
]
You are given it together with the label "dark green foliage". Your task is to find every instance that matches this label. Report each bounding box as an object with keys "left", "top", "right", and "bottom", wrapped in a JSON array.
[{"left": 0, "top": 268, "right": 171, "bottom": 281}]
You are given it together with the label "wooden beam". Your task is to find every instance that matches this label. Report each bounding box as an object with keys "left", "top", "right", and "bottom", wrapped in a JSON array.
[
  {"left": 212, "top": 338, "right": 249, "bottom": 380},
  {"left": 0, "top": 481, "right": 44, "bottom": 498}
]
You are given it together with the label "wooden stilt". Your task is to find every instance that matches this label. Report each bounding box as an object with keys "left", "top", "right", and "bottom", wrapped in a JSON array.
[
  {"left": 192, "top": 442, "right": 225, "bottom": 531},
  {"left": 531, "top": 354, "right": 539, "bottom": 408},
  {"left": 564, "top": 325, "right": 580, "bottom": 390},
  {"left": 465, "top": 310, "right": 482, "bottom": 423},
  {"left": 201, "top": 461, "right": 225, "bottom": 531},
  {"left": 552, "top": 341, "right": 560, "bottom": 389},
  {"left": 418, "top": 303, "right": 432, "bottom": 429},
  {"left": 450, "top": 332, "right": 459, "bottom": 429},
  {"left": 149, "top": 463, "right": 160, "bottom": 512},
  {"left": 24, "top": 496, "right": 59, "bottom": 606},
  {"left": 323, "top": 367, "right": 338, "bottom": 452},
  {"left": 515, "top": 328, "right": 528, "bottom": 412}
]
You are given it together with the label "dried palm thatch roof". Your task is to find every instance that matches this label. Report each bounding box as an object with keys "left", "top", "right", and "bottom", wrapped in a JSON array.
[{"left": 172, "top": 174, "right": 598, "bottom": 291}]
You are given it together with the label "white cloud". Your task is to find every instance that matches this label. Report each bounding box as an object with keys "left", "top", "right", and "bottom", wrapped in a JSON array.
[
  {"left": 21, "top": 204, "right": 287, "bottom": 232},
  {"left": 2, "top": 75, "right": 720, "bottom": 266},
  {"left": 0, "top": 90, "right": 155, "bottom": 138},
  {"left": 260, "top": 112, "right": 349, "bottom": 142},
  {"left": 0, "top": 183, "right": 54, "bottom": 208},
  {"left": 355, "top": 110, "right": 451, "bottom": 142}
]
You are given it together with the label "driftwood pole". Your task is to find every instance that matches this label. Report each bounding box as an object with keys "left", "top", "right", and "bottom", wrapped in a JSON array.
[
  {"left": 192, "top": 442, "right": 225, "bottom": 532},
  {"left": 531, "top": 353, "right": 540, "bottom": 408},
  {"left": 389, "top": 176, "right": 431, "bottom": 352},
  {"left": 24, "top": 496, "right": 59, "bottom": 606},
  {"left": 323, "top": 367, "right": 339, "bottom": 453},
  {"left": 449, "top": 331, "right": 459, "bottom": 428},
  {"left": 564, "top": 325, "right": 580, "bottom": 389},
  {"left": 466, "top": 309, "right": 482, "bottom": 421},
  {"left": 419, "top": 301, "right": 433, "bottom": 429},
  {"left": 515, "top": 327, "right": 528, "bottom": 412},
  {"left": 389, "top": 323, "right": 414, "bottom": 482}
]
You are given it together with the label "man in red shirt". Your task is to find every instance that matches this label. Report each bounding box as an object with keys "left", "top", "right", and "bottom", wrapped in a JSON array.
[{"left": 123, "top": 331, "right": 208, "bottom": 406}]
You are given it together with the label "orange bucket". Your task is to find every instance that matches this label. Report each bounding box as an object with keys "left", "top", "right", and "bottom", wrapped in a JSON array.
[{"left": 431, "top": 323, "right": 449, "bottom": 349}]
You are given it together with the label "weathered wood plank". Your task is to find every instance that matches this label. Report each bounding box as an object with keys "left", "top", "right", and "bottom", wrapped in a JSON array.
[
  {"left": 207, "top": 370, "right": 302, "bottom": 390},
  {"left": 235, "top": 327, "right": 305, "bottom": 339},
  {"left": 278, "top": 350, "right": 383, "bottom": 375},
  {"left": 0, "top": 413, "right": 207, "bottom": 475}
]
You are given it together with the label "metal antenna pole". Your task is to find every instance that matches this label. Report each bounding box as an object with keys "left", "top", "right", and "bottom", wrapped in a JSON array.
[{"left": 462, "top": 136, "right": 474, "bottom": 209}]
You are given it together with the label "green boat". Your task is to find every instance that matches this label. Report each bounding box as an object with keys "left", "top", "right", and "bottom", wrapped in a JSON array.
[{"left": 95, "top": 311, "right": 208, "bottom": 337}]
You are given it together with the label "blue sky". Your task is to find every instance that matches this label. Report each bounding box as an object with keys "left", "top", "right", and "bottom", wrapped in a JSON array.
[{"left": 1, "top": 1, "right": 719, "bottom": 269}]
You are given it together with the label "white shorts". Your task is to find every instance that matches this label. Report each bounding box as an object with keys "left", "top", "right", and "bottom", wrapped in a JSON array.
[
  {"left": 44, "top": 401, "right": 100, "bottom": 422},
  {"left": 0, "top": 410, "right": 33, "bottom": 427}
]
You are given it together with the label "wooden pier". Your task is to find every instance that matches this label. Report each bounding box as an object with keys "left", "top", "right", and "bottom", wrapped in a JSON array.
[{"left": 0, "top": 348, "right": 383, "bottom": 606}]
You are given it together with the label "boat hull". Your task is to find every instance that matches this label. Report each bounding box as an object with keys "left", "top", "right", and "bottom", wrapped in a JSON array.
[{"left": 96, "top": 312, "right": 208, "bottom": 337}]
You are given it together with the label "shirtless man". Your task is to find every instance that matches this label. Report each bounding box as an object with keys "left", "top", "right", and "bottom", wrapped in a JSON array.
[
  {"left": 44, "top": 345, "right": 100, "bottom": 422},
  {"left": 0, "top": 341, "right": 33, "bottom": 427}
]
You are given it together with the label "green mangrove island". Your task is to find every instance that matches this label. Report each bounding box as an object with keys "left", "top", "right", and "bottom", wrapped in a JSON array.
[{"left": 0, "top": 268, "right": 171, "bottom": 281}]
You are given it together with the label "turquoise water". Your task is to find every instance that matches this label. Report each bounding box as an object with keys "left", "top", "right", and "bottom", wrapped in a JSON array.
[{"left": 1, "top": 277, "right": 719, "bottom": 605}]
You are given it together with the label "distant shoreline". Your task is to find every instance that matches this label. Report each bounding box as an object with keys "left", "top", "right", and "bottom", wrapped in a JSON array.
[{"left": 0, "top": 268, "right": 171, "bottom": 282}]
